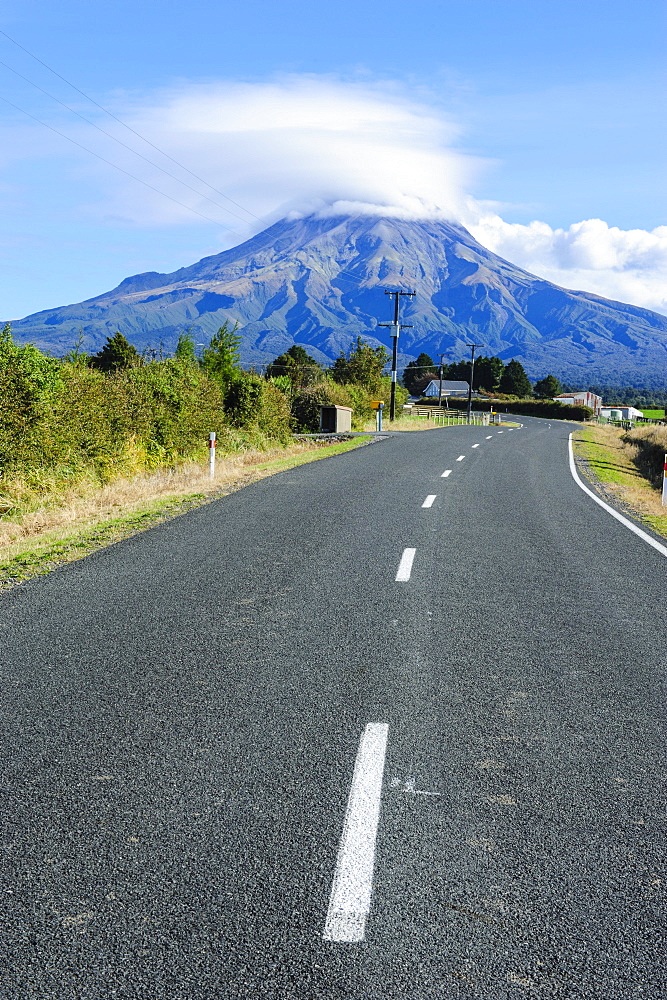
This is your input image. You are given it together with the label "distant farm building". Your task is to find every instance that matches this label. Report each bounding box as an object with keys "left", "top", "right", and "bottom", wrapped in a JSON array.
[
  {"left": 553, "top": 391, "right": 602, "bottom": 415},
  {"left": 600, "top": 406, "right": 644, "bottom": 421},
  {"left": 422, "top": 379, "right": 470, "bottom": 399}
]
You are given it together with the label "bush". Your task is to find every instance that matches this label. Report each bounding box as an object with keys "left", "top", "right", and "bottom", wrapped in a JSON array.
[
  {"left": 291, "top": 380, "right": 356, "bottom": 432},
  {"left": 223, "top": 371, "right": 291, "bottom": 442},
  {"left": 623, "top": 424, "right": 667, "bottom": 487}
]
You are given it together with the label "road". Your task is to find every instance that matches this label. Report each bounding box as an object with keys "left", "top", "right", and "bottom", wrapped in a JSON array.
[{"left": 1, "top": 418, "right": 664, "bottom": 999}]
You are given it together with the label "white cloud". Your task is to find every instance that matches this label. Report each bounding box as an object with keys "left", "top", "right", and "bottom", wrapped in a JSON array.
[
  {"left": 93, "top": 76, "right": 480, "bottom": 228},
  {"left": 467, "top": 212, "right": 667, "bottom": 315},
  {"left": 16, "top": 74, "right": 666, "bottom": 316}
]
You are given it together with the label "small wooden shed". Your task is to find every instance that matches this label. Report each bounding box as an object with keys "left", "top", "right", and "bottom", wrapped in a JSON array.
[{"left": 319, "top": 405, "right": 353, "bottom": 433}]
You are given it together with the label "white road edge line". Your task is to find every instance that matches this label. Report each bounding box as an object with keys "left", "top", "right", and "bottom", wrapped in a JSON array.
[
  {"left": 441, "top": 469, "right": 452, "bottom": 478},
  {"left": 422, "top": 495, "right": 436, "bottom": 508},
  {"left": 568, "top": 433, "right": 667, "bottom": 558},
  {"left": 323, "top": 722, "right": 389, "bottom": 943},
  {"left": 395, "top": 547, "right": 416, "bottom": 581},
  {"left": 456, "top": 455, "right": 465, "bottom": 461}
]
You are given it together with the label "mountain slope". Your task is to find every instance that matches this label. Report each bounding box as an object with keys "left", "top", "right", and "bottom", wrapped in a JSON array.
[{"left": 9, "top": 213, "right": 667, "bottom": 385}]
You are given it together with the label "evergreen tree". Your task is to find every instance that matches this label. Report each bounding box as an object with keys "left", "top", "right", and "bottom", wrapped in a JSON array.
[
  {"left": 266, "top": 344, "right": 321, "bottom": 386},
  {"left": 474, "top": 356, "right": 504, "bottom": 393},
  {"left": 447, "top": 360, "right": 472, "bottom": 382},
  {"left": 498, "top": 358, "right": 532, "bottom": 397},
  {"left": 331, "top": 337, "right": 389, "bottom": 394},
  {"left": 403, "top": 353, "right": 437, "bottom": 392},
  {"left": 174, "top": 330, "right": 197, "bottom": 363},
  {"left": 533, "top": 374, "right": 562, "bottom": 398},
  {"left": 200, "top": 322, "right": 241, "bottom": 382},
  {"left": 89, "top": 331, "right": 141, "bottom": 372}
]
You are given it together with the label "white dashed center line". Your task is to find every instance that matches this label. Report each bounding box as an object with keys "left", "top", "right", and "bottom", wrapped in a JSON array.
[
  {"left": 471, "top": 443, "right": 480, "bottom": 449},
  {"left": 323, "top": 723, "right": 389, "bottom": 943},
  {"left": 395, "top": 548, "right": 416, "bottom": 581},
  {"left": 422, "top": 495, "right": 436, "bottom": 508},
  {"left": 486, "top": 435, "right": 493, "bottom": 439},
  {"left": 456, "top": 455, "right": 465, "bottom": 461},
  {"left": 497, "top": 431, "right": 504, "bottom": 434},
  {"left": 441, "top": 469, "right": 452, "bottom": 478}
]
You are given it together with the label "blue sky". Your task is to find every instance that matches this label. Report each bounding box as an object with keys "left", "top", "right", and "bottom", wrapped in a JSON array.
[{"left": 1, "top": 0, "right": 665, "bottom": 319}]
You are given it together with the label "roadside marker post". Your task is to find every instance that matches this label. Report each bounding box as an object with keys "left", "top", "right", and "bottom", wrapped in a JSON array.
[
  {"left": 663, "top": 454, "right": 667, "bottom": 505},
  {"left": 209, "top": 431, "right": 216, "bottom": 478}
]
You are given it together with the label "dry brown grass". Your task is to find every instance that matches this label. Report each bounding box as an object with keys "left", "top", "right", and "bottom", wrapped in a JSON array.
[
  {"left": 574, "top": 423, "right": 667, "bottom": 538},
  {"left": 622, "top": 422, "right": 667, "bottom": 487}
]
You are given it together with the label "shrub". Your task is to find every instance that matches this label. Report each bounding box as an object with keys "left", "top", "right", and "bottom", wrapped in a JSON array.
[
  {"left": 291, "top": 380, "right": 355, "bottom": 432},
  {"left": 623, "top": 424, "right": 667, "bottom": 487}
]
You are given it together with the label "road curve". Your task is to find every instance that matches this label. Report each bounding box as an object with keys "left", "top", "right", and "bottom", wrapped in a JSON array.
[{"left": 1, "top": 418, "right": 664, "bottom": 998}]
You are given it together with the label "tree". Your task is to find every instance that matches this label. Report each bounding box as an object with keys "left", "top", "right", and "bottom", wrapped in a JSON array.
[
  {"left": 174, "top": 330, "right": 197, "bottom": 363},
  {"left": 200, "top": 321, "right": 241, "bottom": 382},
  {"left": 446, "top": 359, "right": 472, "bottom": 382},
  {"left": 265, "top": 344, "right": 322, "bottom": 387},
  {"left": 498, "top": 358, "right": 532, "bottom": 397},
  {"left": 403, "top": 353, "right": 437, "bottom": 393},
  {"left": 89, "top": 331, "right": 141, "bottom": 373},
  {"left": 533, "top": 374, "right": 562, "bottom": 398},
  {"left": 474, "top": 356, "right": 504, "bottom": 393},
  {"left": 331, "top": 337, "right": 389, "bottom": 395}
]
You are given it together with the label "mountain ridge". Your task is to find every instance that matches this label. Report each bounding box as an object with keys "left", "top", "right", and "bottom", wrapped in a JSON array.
[{"left": 8, "top": 213, "right": 667, "bottom": 386}]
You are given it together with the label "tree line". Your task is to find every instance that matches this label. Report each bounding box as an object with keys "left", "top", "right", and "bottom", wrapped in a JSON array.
[{"left": 402, "top": 352, "right": 562, "bottom": 399}]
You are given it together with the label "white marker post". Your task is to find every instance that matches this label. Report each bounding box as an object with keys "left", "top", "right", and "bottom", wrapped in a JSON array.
[
  {"left": 663, "top": 454, "right": 667, "bottom": 506},
  {"left": 209, "top": 431, "right": 216, "bottom": 478}
]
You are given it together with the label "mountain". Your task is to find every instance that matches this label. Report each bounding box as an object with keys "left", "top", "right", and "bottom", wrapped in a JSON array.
[{"left": 8, "top": 213, "right": 667, "bottom": 386}]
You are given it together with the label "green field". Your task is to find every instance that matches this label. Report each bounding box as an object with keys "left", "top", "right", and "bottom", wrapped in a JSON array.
[{"left": 638, "top": 409, "right": 665, "bottom": 419}]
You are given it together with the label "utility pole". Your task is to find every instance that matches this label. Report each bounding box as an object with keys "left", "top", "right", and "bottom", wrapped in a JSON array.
[
  {"left": 378, "top": 289, "right": 415, "bottom": 421},
  {"left": 438, "top": 353, "right": 450, "bottom": 411},
  {"left": 465, "top": 343, "right": 484, "bottom": 423}
]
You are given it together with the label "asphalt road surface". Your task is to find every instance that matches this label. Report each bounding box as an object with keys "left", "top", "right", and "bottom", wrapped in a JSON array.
[{"left": 1, "top": 418, "right": 664, "bottom": 999}]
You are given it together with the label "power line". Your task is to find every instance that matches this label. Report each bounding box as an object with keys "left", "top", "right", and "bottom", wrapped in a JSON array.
[
  {"left": 0, "top": 29, "right": 423, "bottom": 301},
  {"left": 0, "top": 94, "right": 239, "bottom": 231},
  {"left": 0, "top": 56, "right": 257, "bottom": 228},
  {"left": 0, "top": 27, "right": 260, "bottom": 224}
]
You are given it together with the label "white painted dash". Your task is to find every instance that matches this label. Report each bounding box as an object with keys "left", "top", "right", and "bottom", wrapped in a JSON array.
[
  {"left": 486, "top": 435, "right": 493, "bottom": 439},
  {"left": 395, "top": 547, "right": 416, "bottom": 581},
  {"left": 441, "top": 469, "right": 452, "bottom": 478},
  {"left": 497, "top": 431, "right": 504, "bottom": 434},
  {"left": 471, "top": 443, "right": 480, "bottom": 449},
  {"left": 422, "top": 495, "right": 436, "bottom": 508},
  {"left": 323, "top": 723, "right": 389, "bottom": 943},
  {"left": 456, "top": 455, "right": 465, "bottom": 461}
]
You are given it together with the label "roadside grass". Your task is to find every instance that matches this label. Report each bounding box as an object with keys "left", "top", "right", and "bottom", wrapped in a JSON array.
[
  {"left": 360, "top": 412, "right": 442, "bottom": 432},
  {"left": 638, "top": 409, "right": 665, "bottom": 419},
  {"left": 0, "top": 436, "right": 371, "bottom": 591},
  {"left": 573, "top": 424, "right": 667, "bottom": 539}
]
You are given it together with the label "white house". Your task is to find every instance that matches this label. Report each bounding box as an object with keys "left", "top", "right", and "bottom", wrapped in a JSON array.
[
  {"left": 553, "top": 391, "right": 602, "bottom": 415},
  {"left": 422, "top": 379, "right": 470, "bottom": 399}
]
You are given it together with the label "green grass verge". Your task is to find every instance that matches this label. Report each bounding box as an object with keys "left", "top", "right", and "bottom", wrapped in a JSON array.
[
  {"left": 574, "top": 427, "right": 667, "bottom": 538},
  {"left": 0, "top": 436, "right": 371, "bottom": 592}
]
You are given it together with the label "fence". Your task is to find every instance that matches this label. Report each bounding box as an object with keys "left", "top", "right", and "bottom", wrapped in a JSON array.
[{"left": 408, "top": 408, "right": 491, "bottom": 426}]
